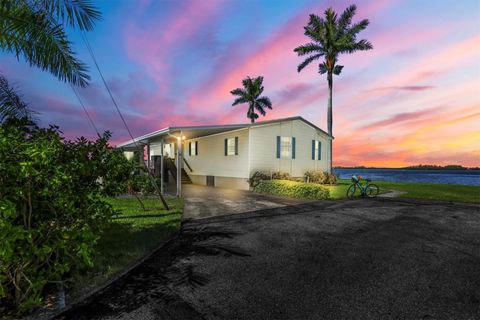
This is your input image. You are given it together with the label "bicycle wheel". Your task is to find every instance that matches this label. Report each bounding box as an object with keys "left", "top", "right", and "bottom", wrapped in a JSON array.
[
  {"left": 346, "top": 184, "right": 357, "bottom": 198},
  {"left": 365, "top": 184, "right": 379, "bottom": 198}
]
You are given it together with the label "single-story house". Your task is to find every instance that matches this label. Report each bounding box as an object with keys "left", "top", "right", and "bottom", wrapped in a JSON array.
[{"left": 118, "top": 116, "right": 332, "bottom": 194}]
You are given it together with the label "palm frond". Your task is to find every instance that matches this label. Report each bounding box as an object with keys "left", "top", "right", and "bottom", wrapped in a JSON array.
[
  {"left": 338, "top": 4, "right": 356, "bottom": 32},
  {"left": 347, "top": 19, "right": 370, "bottom": 36},
  {"left": 318, "top": 62, "right": 327, "bottom": 74},
  {"left": 297, "top": 53, "right": 323, "bottom": 73},
  {"left": 332, "top": 65, "right": 343, "bottom": 75},
  {"left": 340, "top": 39, "right": 373, "bottom": 53},
  {"left": 241, "top": 76, "right": 253, "bottom": 91},
  {"left": 230, "top": 88, "right": 247, "bottom": 97},
  {"left": 307, "top": 14, "right": 323, "bottom": 32},
  {"left": 0, "top": 74, "right": 35, "bottom": 123},
  {"left": 38, "top": 0, "right": 102, "bottom": 31},
  {"left": 293, "top": 42, "right": 323, "bottom": 56},
  {"left": 355, "top": 39, "right": 373, "bottom": 51},
  {"left": 257, "top": 96, "right": 272, "bottom": 110},
  {"left": 232, "top": 97, "right": 247, "bottom": 106},
  {"left": 253, "top": 102, "right": 266, "bottom": 116},
  {"left": 0, "top": 3, "right": 90, "bottom": 86}
]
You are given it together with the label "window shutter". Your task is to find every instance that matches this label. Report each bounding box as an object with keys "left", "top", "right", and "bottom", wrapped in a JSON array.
[
  {"left": 318, "top": 141, "right": 322, "bottom": 160},
  {"left": 195, "top": 141, "right": 198, "bottom": 155},
  {"left": 224, "top": 138, "right": 227, "bottom": 156},
  {"left": 189, "top": 142, "right": 192, "bottom": 156},
  {"left": 311, "top": 140, "right": 315, "bottom": 160},
  {"left": 292, "top": 137, "right": 296, "bottom": 159},
  {"left": 276, "top": 136, "right": 281, "bottom": 159},
  {"left": 235, "top": 137, "right": 239, "bottom": 155}
]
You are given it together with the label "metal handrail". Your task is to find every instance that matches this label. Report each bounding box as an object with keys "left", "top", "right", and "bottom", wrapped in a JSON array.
[{"left": 183, "top": 158, "right": 193, "bottom": 172}]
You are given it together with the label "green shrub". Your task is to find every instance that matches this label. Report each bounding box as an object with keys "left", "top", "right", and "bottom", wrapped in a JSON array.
[
  {"left": 249, "top": 171, "right": 294, "bottom": 188},
  {"left": 304, "top": 170, "right": 337, "bottom": 185},
  {"left": 253, "top": 180, "right": 330, "bottom": 200},
  {"left": 271, "top": 171, "right": 292, "bottom": 180},
  {"left": 0, "top": 119, "right": 132, "bottom": 313}
]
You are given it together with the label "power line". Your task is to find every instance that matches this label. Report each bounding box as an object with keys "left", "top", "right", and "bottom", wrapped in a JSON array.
[
  {"left": 19, "top": 0, "right": 102, "bottom": 139},
  {"left": 80, "top": 31, "right": 137, "bottom": 142},
  {"left": 79, "top": 31, "right": 170, "bottom": 210},
  {"left": 70, "top": 84, "right": 101, "bottom": 138}
]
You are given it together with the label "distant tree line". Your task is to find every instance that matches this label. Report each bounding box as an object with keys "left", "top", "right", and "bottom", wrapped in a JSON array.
[{"left": 334, "top": 165, "right": 479, "bottom": 170}]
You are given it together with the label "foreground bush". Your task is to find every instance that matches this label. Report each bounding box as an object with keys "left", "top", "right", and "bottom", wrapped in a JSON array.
[
  {"left": 0, "top": 119, "right": 134, "bottom": 313},
  {"left": 304, "top": 170, "right": 337, "bottom": 185},
  {"left": 253, "top": 180, "right": 330, "bottom": 200}
]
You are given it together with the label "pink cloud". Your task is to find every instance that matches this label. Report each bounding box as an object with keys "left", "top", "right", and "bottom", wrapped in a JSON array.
[{"left": 124, "top": 0, "right": 225, "bottom": 81}]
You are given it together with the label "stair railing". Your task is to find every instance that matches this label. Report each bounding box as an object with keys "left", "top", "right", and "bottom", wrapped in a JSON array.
[{"left": 183, "top": 158, "right": 193, "bottom": 172}]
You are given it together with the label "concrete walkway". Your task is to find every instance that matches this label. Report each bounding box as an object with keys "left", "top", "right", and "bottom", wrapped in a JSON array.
[{"left": 182, "top": 184, "right": 305, "bottom": 220}]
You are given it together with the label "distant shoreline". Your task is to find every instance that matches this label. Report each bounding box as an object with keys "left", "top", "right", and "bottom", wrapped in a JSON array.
[{"left": 334, "top": 166, "right": 480, "bottom": 170}]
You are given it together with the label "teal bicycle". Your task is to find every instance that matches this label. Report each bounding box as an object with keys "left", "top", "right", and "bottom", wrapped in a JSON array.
[{"left": 346, "top": 175, "right": 379, "bottom": 198}]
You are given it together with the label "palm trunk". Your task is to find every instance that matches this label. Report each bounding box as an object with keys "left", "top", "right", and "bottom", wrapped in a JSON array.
[{"left": 327, "top": 72, "right": 333, "bottom": 173}]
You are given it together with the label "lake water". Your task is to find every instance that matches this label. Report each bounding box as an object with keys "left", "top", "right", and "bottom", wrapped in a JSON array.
[{"left": 334, "top": 168, "right": 480, "bottom": 186}]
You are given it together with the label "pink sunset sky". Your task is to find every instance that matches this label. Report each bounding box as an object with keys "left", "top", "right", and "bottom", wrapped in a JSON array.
[{"left": 1, "top": 0, "right": 479, "bottom": 167}]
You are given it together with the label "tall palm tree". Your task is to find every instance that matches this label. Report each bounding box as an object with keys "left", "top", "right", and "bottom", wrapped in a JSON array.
[
  {"left": 294, "top": 4, "right": 372, "bottom": 171},
  {"left": 231, "top": 76, "right": 272, "bottom": 123},
  {"left": 0, "top": 0, "right": 101, "bottom": 87}
]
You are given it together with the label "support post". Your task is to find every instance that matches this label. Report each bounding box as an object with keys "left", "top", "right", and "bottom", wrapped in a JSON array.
[
  {"left": 146, "top": 142, "right": 151, "bottom": 173},
  {"left": 176, "top": 136, "right": 182, "bottom": 197},
  {"left": 160, "top": 139, "right": 164, "bottom": 195},
  {"left": 138, "top": 145, "right": 145, "bottom": 175}
]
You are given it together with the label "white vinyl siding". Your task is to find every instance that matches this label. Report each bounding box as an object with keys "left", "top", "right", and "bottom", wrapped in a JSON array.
[
  {"left": 249, "top": 119, "right": 331, "bottom": 177},
  {"left": 184, "top": 129, "right": 249, "bottom": 179}
]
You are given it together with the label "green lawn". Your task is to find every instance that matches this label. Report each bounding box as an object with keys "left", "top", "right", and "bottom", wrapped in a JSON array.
[
  {"left": 327, "top": 179, "right": 480, "bottom": 203},
  {"left": 69, "top": 196, "right": 183, "bottom": 298}
]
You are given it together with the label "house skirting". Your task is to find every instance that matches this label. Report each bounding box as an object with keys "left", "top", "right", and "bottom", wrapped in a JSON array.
[{"left": 189, "top": 175, "right": 250, "bottom": 190}]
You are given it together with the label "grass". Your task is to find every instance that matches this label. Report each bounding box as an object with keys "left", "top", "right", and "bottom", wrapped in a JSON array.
[
  {"left": 69, "top": 196, "right": 183, "bottom": 298},
  {"left": 326, "top": 179, "right": 480, "bottom": 203}
]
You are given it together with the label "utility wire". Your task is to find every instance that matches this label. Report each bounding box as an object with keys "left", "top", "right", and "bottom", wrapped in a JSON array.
[
  {"left": 20, "top": 0, "right": 102, "bottom": 139},
  {"left": 79, "top": 30, "right": 170, "bottom": 210},
  {"left": 70, "top": 84, "right": 101, "bottom": 138},
  {"left": 20, "top": 0, "right": 169, "bottom": 209},
  {"left": 80, "top": 31, "right": 137, "bottom": 143}
]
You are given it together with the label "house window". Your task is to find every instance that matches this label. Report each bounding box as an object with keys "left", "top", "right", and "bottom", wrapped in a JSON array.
[
  {"left": 189, "top": 141, "right": 197, "bottom": 156},
  {"left": 225, "top": 137, "right": 238, "bottom": 156},
  {"left": 277, "top": 136, "right": 296, "bottom": 159},
  {"left": 312, "top": 140, "right": 322, "bottom": 160},
  {"left": 281, "top": 136, "right": 292, "bottom": 158}
]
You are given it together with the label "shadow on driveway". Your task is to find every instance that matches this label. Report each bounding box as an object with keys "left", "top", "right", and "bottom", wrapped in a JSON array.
[{"left": 55, "top": 198, "right": 480, "bottom": 320}]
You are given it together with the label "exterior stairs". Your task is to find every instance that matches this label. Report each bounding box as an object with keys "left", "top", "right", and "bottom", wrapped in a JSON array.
[{"left": 165, "top": 158, "right": 192, "bottom": 184}]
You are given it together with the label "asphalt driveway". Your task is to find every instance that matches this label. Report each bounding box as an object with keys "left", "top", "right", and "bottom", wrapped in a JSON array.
[
  {"left": 55, "top": 198, "right": 480, "bottom": 320},
  {"left": 182, "top": 184, "right": 305, "bottom": 220}
]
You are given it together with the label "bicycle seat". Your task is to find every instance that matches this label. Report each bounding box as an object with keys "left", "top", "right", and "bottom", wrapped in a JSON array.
[{"left": 366, "top": 179, "right": 371, "bottom": 182}]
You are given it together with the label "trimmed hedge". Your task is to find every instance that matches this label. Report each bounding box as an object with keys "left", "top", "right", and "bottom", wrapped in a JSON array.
[
  {"left": 253, "top": 180, "right": 330, "bottom": 200},
  {"left": 304, "top": 170, "right": 337, "bottom": 185}
]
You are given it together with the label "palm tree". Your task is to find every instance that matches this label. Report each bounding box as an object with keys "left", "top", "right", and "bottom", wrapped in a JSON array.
[
  {"left": 0, "top": 0, "right": 101, "bottom": 87},
  {"left": 294, "top": 4, "right": 372, "bottom": 171},
  {"left": 231, "top": 76, "right": 272, "bottom": 123}
]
